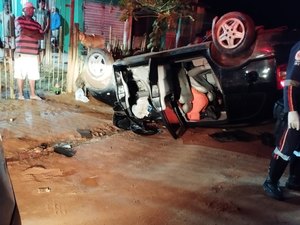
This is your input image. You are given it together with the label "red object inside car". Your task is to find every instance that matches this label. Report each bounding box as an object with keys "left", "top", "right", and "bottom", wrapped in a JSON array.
[{"left": 276, "top": 64, "right": 287, "bottom": 90}]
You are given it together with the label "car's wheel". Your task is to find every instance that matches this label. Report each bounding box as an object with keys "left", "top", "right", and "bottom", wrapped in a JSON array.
[
  {"left": 212, "top": 11, "right": 256, "bottom": 56},
  {"left": 81, "top": 48, "right": 114, "bottom": 89}
]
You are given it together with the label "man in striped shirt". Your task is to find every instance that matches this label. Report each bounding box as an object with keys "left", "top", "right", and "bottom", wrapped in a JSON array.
[{"left": 14, "top": 2, "right": 44, "bottom": 100}]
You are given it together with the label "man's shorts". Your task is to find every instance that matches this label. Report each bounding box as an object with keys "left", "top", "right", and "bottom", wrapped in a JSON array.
[{"left": 14, "top": 54, "right": 40, "bottom": 80}]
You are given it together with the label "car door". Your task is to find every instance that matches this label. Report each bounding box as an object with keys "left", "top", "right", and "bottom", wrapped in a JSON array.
[
  {"left": 154, "top": 48, "right": 217, "bottom": 139},
  {"left": 154, "top": 60, "right": 189, "bottom": 139},
  {"left": 160, "top": 93, "right": 188, "bottom": 139}
]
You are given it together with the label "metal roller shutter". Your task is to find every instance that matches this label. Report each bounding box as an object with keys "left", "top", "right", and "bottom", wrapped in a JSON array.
[{"left": 83, "top": 1, "right": 125, "bottom": 45}]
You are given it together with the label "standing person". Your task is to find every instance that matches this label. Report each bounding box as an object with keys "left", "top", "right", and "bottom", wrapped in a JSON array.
[
  {"left": 0, "top": 3, "right": 15, "bottom": 58},
  {"left": 263, "top": 41, "right": 300, "bottom": 200},
  {"left": 14, "top": 2, "right": 44, "bottom": 100},
  {"left": 50, "top": 6, "right": 61, "bottom": 51},
  {"left": 34, "top": 0, "right": 49, "bottom": 63}
]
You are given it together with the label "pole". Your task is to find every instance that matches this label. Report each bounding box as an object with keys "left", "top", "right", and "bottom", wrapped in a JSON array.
[
  {"left": 69, "top": 0, "right": 74, "bottom": 48},
  {"left": 66, "top": 0, "right": 75, "bottom": 93},
  {"left": 1, "top": 0, "right": 4, "bottom": 99},
  {"left": 1, "top": 1, "right": 8, "bottom": 99}
]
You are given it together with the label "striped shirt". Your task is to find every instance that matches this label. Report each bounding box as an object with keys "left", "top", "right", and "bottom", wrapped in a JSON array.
[{"left": 15, "top": 16, "right": 42, "bottom": 55}]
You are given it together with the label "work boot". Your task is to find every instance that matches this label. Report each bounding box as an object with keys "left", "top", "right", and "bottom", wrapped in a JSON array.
[
  {"left": 286, "top": 154, "right": 300, "bottom": 191},
  {"left": 263, "top": 155, "right": 289, "bottom": 200},
  {"left": 263, "top": 178, "right": 284, "bottom": 200}
]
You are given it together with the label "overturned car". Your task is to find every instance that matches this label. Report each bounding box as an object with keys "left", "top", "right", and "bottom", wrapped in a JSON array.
[{"left": 81, "top": 12, "right": 300, "bottom": 138}]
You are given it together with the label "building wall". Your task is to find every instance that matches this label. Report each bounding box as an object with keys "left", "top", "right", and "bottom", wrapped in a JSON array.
[{"left": 50, "top": 0, "right": 84, "bottom": 52}]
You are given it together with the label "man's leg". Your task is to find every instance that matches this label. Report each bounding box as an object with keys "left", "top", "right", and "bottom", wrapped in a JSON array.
[
  {"left": 10, "top": 37, "right": 15, "bottom": 60},
  {"left": 39, "top": 50, "right": 44, "bottom": 64},
  {"left": 263, "top": 150, "right": 289, "bottom": 200},
  {"left": 29, "top": 80, "right": 41, "bottom": 100},
  {"left": 17, "top": 79, "right": 25, "bottom": 100},
  {"left": 39, "top": 39, "right": 45, "bottom": 64},
  {"left": 263, "top": 127, "right": 300, "bottom": 200},
  {"left": 28, "top": 54, "right": 42, "bottom": 100}
]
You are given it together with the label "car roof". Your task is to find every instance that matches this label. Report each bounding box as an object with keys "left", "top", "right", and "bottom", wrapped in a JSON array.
[{"left": 114, "top": 42, "right": 211, "bottom": 67}]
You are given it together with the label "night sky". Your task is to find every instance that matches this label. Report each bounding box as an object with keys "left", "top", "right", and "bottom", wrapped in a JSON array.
[{"left": 201, "top": 0, "right": 300, "bottom": 28}]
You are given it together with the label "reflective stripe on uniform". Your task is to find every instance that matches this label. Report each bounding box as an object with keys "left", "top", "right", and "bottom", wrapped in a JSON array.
[
  {"left": 283, "top": 79, "right": 300, "bottom": 87},
  {"left": 274, "top": 147, "right": 290, "bottom": 161}
]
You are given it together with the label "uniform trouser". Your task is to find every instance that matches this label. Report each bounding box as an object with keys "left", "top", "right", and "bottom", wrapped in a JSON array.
[
  {"left": 269, "top": 121, "right": 300, "bottom": 183},
  {"left": 277, "top": 127, "right": 300, "bottom": 158}
]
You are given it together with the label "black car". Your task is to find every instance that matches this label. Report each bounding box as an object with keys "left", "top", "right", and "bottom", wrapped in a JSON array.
[{"left": 80, "top": 12, "right": 300, "bottom": 138}]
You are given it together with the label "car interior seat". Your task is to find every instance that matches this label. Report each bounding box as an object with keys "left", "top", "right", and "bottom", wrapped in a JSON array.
[
  {"left": 188, "top": 58, "right": 215, "bottom": 102},
  {"left": 177, "top": 58, "right": 216, "bottom": 121}
]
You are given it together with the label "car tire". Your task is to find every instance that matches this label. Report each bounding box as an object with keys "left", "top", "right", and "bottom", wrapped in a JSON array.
[
  {"left": 81, "top": 48, "right": 114, "bottom": 89},
  {"left": 212, "top": 11, "right": 256, "bottom": 56}
]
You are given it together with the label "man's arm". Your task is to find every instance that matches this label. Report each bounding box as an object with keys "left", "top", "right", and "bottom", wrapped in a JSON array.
[
  {"left": 20, "top": 28, "right": 44, "bottom": 40},
  {"left": 15, "top": 17, "right": 44, "bottom": 40}
]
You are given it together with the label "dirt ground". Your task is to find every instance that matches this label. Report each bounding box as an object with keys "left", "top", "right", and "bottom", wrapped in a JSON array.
[{"left": 1, "top": 93, "right": 300, "bottom": 225}]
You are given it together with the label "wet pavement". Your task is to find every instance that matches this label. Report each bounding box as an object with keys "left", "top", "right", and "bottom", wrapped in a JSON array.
[{"left": 0, "top": 93, "right": 117, "bottom": 159}]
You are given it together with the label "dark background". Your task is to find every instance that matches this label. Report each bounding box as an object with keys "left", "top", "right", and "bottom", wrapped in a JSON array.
[{"left": 201, "top": 0, "right": 300, "bottom": 28}]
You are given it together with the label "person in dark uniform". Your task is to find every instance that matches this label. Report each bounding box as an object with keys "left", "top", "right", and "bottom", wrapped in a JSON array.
[{"left": 263, "top": 41, "right": 300, "bottom": 200}]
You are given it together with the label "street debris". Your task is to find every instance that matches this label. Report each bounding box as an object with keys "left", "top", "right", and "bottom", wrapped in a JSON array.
[
  {"left": 76, "top": 128, "right": 93, "bottom": 139},
  {"left": 53, "top": 143, "right": 76, "bottom": 157},
  {"left": 38, "top": 187, "right": 51, "bottom": 193},
  {"left": 75, "top": 88, "right": 89, "bottom": 103}
]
